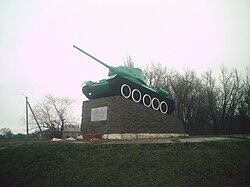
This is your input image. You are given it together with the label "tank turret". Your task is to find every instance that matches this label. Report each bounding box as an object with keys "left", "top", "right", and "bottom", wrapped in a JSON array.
[
  {"left": 73, "top": 45, "right": 175, "bottom": 115},
  {"left": 73, "top": 45, "right": 147, "bottom": 85}
]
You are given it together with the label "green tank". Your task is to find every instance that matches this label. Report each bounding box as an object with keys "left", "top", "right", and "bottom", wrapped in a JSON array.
[{"left": 73, "top": 45, "right": 175, "bottom": 114}]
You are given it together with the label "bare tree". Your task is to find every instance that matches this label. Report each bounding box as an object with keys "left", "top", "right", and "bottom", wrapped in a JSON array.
[
  {"left": 168, "top": 69, "right": 205, "bottom": 132},
  {"left": 0, "top": 127, "right": 13, "bottom": 138},
  {"left": 244, "top": 68, "right": 250, "bottom": 116},
  {"left": 202, "top": 70, "right": 219, "bottom": 133},
  {"left": 123, "top": 56, "right": 135, "bottom": 68},
  {"left": 218, "top": 66, "right": 244, "bottom": 133},
  {"left": 32, "top": 95, "right": 76, "bottom": 138},
  {"left": 238, "top": 68, "right": 250, "bottom": 132},
  {"left": 143, "top": 63, "right": 168, "bottom": 88}
]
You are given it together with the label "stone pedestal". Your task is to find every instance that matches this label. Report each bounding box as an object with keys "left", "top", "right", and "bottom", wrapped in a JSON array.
[{"left": 81, "top": 96, "right": 185, "bottom": 135}]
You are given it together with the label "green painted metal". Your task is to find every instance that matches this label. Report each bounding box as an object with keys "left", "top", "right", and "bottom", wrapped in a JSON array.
[
  {"left": 73, "top": 45, "right": 147, "bottom": 86},
  {"left": 73, "top": 45, "right": 171, "bottom": 99}
]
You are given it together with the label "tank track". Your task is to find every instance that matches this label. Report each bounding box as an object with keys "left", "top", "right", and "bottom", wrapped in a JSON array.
[
  {"left": 82, "top": 75, "right": 175, "bottom": 115},
  {"left": 108, "top": 76, "right": 174, "bottom": 115}
]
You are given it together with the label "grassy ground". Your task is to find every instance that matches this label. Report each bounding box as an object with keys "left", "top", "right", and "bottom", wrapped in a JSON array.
[{"left": 0, "top": 139, "right": 249, "bottom": 186}]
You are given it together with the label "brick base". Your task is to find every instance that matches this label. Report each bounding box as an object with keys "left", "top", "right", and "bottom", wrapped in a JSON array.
[{"left": 81, "top": 96, "right": 185, "bottom": 135}]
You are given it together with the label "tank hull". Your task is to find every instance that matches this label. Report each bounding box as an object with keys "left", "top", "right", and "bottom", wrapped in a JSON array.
[{"left": 82, "top": 75, "right": 175, "bottom": 114}]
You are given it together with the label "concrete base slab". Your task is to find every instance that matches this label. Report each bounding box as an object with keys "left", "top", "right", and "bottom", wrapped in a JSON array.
[{"left": 102, "top": 133, "right": 188, "bottom": 140}]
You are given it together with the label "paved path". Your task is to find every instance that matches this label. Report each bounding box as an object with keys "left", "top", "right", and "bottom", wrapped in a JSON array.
[{"left": 102, "top": 136, "right": 242, "bottom": 144}]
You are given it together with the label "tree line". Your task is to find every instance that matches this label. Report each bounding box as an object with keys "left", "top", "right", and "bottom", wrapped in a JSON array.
[
  {"left": 4, "top": 60, "right": 248, "bottom": 138},
  {"left": 143, "top": 63, "right": 250, "bottom": 135}
]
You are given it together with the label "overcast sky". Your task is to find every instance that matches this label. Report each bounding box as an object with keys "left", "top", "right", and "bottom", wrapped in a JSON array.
[{"left": 0, "top": 0, "right": 249, "bottom": 133}]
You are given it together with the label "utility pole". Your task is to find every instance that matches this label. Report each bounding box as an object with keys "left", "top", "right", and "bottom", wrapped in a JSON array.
[
  {"left": 24, "top": 95, "right": 29, "bottom": 139},
  {"left": 27, "top": 101, "right": 44, "bottom": 137},
  {"left": 23, "top": 94, "right": 44, "bottom": 138}
]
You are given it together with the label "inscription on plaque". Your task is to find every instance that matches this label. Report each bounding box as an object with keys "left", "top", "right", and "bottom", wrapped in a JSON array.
[{"left": 91, "top": 106, "right": 108, "bottom": 122}]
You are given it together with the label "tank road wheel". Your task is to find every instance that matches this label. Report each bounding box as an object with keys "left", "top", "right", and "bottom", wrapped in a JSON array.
[
  {"left": 152, "top": 97, "right": 160, "bottom": 110},
  {"left": 160, "top": 101, "right": 168, "bottom": 114},
  {"left": 121, "top": 84, "right": 131, "bottom": 99},
  {"left": 132, "top": 89, "right": 142, "bottom": 103},
  {"left": 142, "top": 94, "right": 151, "bottom": 107}
]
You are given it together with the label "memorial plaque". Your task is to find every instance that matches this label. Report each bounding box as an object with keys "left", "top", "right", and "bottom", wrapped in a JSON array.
[{"left": 91, "top": 106, "right": 108, "bottom": 122}]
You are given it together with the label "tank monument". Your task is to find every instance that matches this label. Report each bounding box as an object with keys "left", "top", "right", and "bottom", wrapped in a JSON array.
[{"left": 73, "top": 45, "right": 186, "bottom": 139}]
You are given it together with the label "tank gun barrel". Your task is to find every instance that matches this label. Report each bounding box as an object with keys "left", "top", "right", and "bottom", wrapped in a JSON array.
[{"left": 73, "top": 45, "right": 111, "bottom": 69}]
